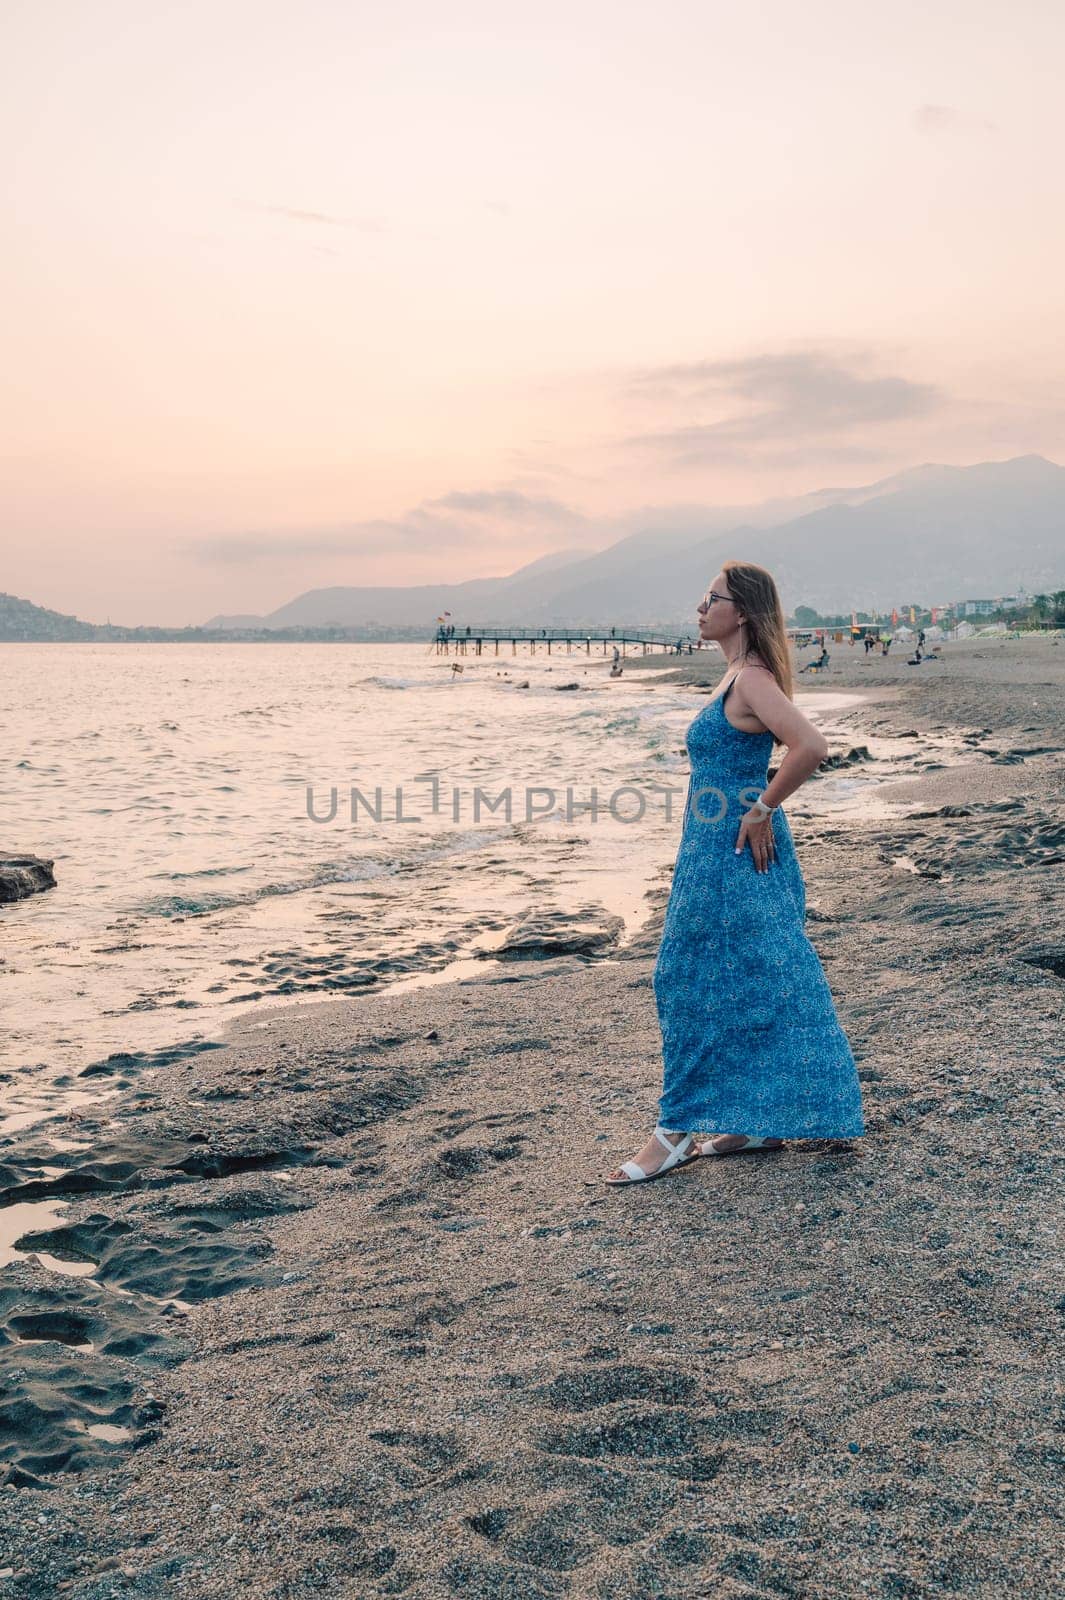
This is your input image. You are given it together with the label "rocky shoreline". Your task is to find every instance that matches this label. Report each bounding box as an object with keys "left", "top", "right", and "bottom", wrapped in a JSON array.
[{"left": 1, "top": 637, "right": 1062, "bottom": 1598}]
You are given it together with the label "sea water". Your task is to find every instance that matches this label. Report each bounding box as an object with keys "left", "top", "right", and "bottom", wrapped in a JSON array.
[{"left": 1, "top": 641, "right": 898, "bottom": 1119}]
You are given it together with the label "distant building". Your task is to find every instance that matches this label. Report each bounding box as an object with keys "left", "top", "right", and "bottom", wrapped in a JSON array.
[{"left": 960, "top": 598, "right": 1017, "bottom": 616}]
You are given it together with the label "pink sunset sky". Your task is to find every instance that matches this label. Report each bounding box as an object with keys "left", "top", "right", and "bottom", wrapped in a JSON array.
[{"left": 3, "top": 0, "right": 1064, "bottom": 625}]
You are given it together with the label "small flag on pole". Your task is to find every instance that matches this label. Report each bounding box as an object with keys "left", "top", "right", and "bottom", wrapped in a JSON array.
[
  {"left": 891, "top": 607, "right": 899, "bottom": 626},
  {"left": 931, "top": 606, "right": 938, "bottom": 624}
]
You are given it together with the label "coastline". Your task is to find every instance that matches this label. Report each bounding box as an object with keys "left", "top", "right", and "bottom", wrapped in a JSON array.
[{"left": 2, "top": 637, "right": 1063, "bottom": 1597}]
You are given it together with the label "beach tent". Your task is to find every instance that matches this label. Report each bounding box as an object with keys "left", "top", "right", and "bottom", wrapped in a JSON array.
[
  {"left": 975, "top": 622, "right": 1008, "bottom": 635},
  {"left": 893, "top": 625, "right": 914, "bottom": 639},
  {"left": 953, "top": 620, "right": 976, "bottom": 637},
  {"left": 924, "top": 625, "right": 946, "bottom": 640}
]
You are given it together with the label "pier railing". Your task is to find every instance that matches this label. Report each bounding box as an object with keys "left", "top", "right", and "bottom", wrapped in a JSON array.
[{"left": 430, "top": 626, "right": 699, "bottom": 656}]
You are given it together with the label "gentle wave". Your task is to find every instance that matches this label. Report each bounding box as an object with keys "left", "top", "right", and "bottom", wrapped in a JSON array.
[{"left": 137, "top": 824, "right": 512, "bottom": 919}]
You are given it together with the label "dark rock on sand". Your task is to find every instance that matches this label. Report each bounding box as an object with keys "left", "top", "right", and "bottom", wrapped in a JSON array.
[
  {"left": 13, "top": 1208, "right": 278, "bottom": 1304},
  {"left": 1017, "top": 944, "right": 1065, "bottom": 980},
  {"left": 0, "top": 853, "right": 56, "bottom": 903},
  {"left": 497, "top": 908, "right": 625, "bottom": 960},
  {"left": 0, "top": 1258, "right": 187, "bottom": 1479},
  {"left": 817, "top": 745, "right": 874, "bottom": 770}
]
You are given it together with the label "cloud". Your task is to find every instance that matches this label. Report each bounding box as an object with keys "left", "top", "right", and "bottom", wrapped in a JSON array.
[
  {"left": 619, "top": 350, "right": 943, "bottom": 468},
  {"left": 235, "top": 201, "right": 388, "bottom": 232},
  {"left": 914, "top": 103, "right": 998, "bottom": 134},
  {"left": 187, "top": 490, "right": 591, "bottom": 566},
  {"left": 425, "top": 488, "right": 586, "bottom": 525}
]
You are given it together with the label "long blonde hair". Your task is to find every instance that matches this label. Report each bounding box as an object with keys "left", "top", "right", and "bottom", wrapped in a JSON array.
[{"left": 722, "top": 559, "right": 794, "bottom": 700}]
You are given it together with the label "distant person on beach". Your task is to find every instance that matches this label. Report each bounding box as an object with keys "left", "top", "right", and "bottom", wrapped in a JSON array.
[
  {"left": 607, "top": 560, "right": 864, "bottom": 1184},
  {"left": 881, "top": 637, "right": 892, "bottom": 656},
  {"left": 799, "top": 645, "right": 830, "bottom": 674}
]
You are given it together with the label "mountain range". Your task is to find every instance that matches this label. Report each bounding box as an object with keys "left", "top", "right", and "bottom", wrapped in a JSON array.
[
  {"left": 4, "top": 456, "right": 1063, "bottom": 640},
  {"left": 204, "top": 455, "right": 1065, "bottom": 631}
]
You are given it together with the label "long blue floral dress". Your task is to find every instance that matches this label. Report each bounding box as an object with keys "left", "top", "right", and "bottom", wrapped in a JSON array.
[{"left": 654, "top": 676, "right": 864, "bottom": 1139}]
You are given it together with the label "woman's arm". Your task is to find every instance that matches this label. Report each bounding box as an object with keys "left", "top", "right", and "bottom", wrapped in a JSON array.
[
  {"left": 735, "top": 665, "right": 829, "bottom": 806},
  {"left": 731, "top": 666, "right": 829, "bottom": 871}
]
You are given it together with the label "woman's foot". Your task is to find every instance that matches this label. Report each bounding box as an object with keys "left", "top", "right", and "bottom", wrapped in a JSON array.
[
  {"left": 605, "top": 1127, "right": 697, "bottom": 1184},
  {"left": 700, "top": 1134, "right": 784, "bottom": 1156}
]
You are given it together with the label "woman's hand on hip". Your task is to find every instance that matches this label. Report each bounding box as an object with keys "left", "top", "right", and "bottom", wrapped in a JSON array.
[{"left": 735, "top": 811, "right": 776, "bottom": 873}]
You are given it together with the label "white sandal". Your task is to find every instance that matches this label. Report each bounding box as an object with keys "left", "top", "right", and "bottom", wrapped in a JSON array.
[
  {"left": 699, "top": 1135, "right": 784, "bottom": 1157},
  {"left": 605, "top": 1126, "right": 700, "bottom": 1185}
]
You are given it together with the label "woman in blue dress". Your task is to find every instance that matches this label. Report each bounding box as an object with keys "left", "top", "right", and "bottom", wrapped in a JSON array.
[{"left": 607, "top": 560, "right": 864, "bottom": 1185}]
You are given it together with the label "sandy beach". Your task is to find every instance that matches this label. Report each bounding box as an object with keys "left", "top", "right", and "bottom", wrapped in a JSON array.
[{"left": 2, "top": 636, "right": 1063, "bottom": 1598}]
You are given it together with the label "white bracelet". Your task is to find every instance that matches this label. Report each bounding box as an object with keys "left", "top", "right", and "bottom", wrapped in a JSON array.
[{"left": 749, "top": 793, "right": 776, "bottom": 819}]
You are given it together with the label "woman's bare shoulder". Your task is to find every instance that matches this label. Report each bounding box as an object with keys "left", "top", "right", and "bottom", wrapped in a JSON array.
[
  {"left": 735, "top": 655, "right": 776, "bottom": 688},
  {"left": 733, "top": 658, "right": 789, "bottom": 721}
]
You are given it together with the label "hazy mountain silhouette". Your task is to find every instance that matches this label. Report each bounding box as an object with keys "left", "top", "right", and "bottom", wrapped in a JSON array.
[
  {"left": 0, "top": 592, "right": 97, "bottom": 641},
  {"left": 208, "top": 455, "right": 1064, "bottom": 629}
]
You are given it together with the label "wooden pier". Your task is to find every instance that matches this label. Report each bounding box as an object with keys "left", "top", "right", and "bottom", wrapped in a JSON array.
[{"left": 431, "top": 626, "right": 698, "bottom": 657}]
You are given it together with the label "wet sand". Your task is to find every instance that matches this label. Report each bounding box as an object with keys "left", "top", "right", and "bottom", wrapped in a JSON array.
[{"left": 1, "top": 636, "right": 1063, "bottom": 1598}]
